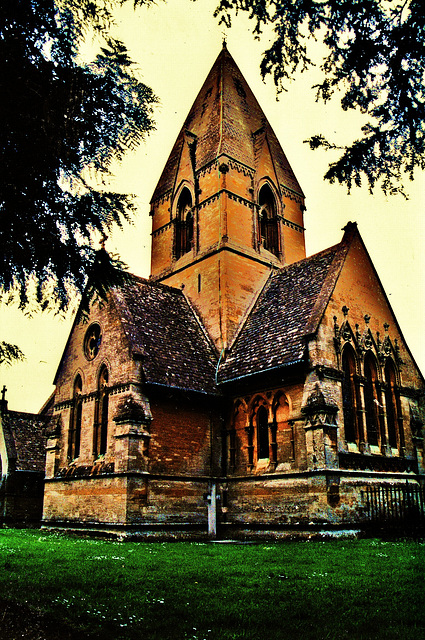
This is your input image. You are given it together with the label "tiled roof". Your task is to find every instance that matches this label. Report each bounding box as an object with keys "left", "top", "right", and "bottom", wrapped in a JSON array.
[
  {"left": 151, "top": 45, "right": 303, "bottom": 202},
  {"left": 112, "top": 277, "right": 219, "bottom": 394},
  {"left": 217, "top": 240, "right": 350, "bottom": 383},
  {"left": 4, "top": 411, "right": 47, "bottom": 472}
]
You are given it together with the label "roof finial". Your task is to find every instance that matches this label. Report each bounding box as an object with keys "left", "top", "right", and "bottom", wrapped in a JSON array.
[
  {"left": 1, "top": 385, "right": 7, "bottom": 410},
  {"left": 222, "top": 33, "right": 227, "bottom": 49}
]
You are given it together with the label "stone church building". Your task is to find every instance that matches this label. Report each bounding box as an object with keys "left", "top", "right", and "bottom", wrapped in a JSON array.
[{"left": 42, "top": 45, "right": 425, "bottom": 538}]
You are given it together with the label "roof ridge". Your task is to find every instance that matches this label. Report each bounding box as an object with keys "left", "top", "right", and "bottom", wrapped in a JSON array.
[
  {"left": 125, "top": 272, "right": 185, "bottom": 297},
  {"left": 303, "top": 225, "right": 358, "bottom": 337}
]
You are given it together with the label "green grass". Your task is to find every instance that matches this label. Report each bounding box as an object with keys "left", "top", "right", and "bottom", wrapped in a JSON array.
[{"left": 1, "top": 530, "right": 424, "bottom": 639}]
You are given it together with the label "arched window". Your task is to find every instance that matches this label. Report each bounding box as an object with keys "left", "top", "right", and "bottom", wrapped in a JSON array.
[
  {"left": 68, "top": 375, "right": 82, "bottom": 460},
  {"left": 94, "top": 366, "right": 109, "bottom": 457},
  {"left": 342, "top": 347, "right": 359, "bottom": 444},
  {"left": 175, "top": 188, "right": 193, "bottom": 259},
  {"left": 364, "top": 353, "right": 380, "bottom": 447},
  {"left": 258, "top": 184, "right": 279, "bottom": 257},
  {"left": 384, "top": 359, "right": 403, "bottom": 451},
  {"left": 257, "top": 405, "right": 269, "bottom": 459}
]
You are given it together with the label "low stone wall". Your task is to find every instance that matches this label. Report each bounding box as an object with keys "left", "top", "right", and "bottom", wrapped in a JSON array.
[{"left": 43, "top": 473, "right": 212, "bottom": 537}]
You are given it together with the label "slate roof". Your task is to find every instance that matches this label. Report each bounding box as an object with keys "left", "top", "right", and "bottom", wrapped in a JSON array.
[
  {"left": 2, "top": 411, "right": 47, "bottom": 472},
  {"left": 151, "top": 45, "right": 303, "bottom": 202},
  {"left": 108, "top": 229, "right": 354, "bottom": 392},
  {"left": 217, "top": 236, "right": 352, "bottom": 384},
  {"left": 111, "top": 276, "right": 219, "bottom": 394}
]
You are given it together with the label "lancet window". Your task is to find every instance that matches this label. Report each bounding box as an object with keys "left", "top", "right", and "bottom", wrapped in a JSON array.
[
  {"left": 341, "top": 346, "right": 360, "bottom": 444},
  {"left": 175, "top": 188, "right": 194, "bottom": 259},
  {"left": 258, "top": 184, "right": 279, "bottom": 257},
  {"left": 384, "top": 359, "right": 404, "bottom": 451},
  {"left": 68, "top": 375, "right": 82, "bottom": 460},
  {"left": 94, "top": 366, "right": 109, "bottom": 458},
  {"left": 364, "top": 353, "right": 380, "bottom": 447}
]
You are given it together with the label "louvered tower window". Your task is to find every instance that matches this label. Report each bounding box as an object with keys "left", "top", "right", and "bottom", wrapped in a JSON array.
[
  {"left": 258, "top": 184, "right": 279, "bottom": 257},
  {"left": 175, "top": 188, "right": 194, "bottom": 259}
]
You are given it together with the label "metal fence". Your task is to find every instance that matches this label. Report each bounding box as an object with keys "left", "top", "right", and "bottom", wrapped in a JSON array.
[{"left": 362, "top": 483, "right": 425, "bottom": 530}]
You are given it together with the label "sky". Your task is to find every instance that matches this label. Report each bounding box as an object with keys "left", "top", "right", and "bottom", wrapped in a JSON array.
[{"left": 1, "top": 0, "right": 424, "bottom": 413}]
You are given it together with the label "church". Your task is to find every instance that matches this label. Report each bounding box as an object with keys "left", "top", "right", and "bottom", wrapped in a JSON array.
[{"left": 42, "top": 44, "right": 425, "bottom": 538}]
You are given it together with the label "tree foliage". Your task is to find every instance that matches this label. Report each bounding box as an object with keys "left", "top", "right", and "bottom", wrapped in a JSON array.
[
  {"left": 0, "top": 342, "right": 25, "bottom": 367},
  {"left": 1, "top": 0, "right": 157, "bottom": 363},
  {"left": 215, "top": 0, "right": 425, "bottom": 195},
  {"left": 0, "top": 0, "right": 157, "bottom": 316}
]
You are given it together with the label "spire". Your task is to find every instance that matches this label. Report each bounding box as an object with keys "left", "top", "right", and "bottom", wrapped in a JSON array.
[{"left": 151, "top": 46, "right": 303, "bottom": 203}]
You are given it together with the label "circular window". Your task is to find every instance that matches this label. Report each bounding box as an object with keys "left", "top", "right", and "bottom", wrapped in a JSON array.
[{"left": 84, "top": 324, "right": 102, "bottom": 360}]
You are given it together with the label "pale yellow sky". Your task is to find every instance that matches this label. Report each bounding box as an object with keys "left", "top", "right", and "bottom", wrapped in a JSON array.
[{"left": 1, "top": 0, "right": 424, "bottom": 412}]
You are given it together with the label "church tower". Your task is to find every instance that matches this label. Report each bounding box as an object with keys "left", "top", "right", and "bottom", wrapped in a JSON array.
[{"left": 149, "top": 44, "right": 306, "bottom": 351}]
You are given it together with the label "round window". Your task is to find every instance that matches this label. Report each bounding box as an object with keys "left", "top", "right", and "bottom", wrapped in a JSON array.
[{"left": 84, "top": 324, "right": 102, "bottom": 360}]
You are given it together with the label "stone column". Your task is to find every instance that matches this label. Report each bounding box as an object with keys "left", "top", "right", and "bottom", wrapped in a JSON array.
[
  {"left": 302, "top": 384, "right": 339, "bottom": 471},
  {"left": 113, "top": 396, "right": 152, "bottom": 473}
]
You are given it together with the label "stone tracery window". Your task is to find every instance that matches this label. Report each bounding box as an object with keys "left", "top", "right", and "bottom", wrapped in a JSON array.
[
  {"left": 384, "top": 358, "right": 404, "bottom": 451},
  {"left": 175, "top": 188, "right": 194, "bottom": 259},
  {"left": 94, "top": 365, "right": 109, "bottom": 458},
  {"left": 364, "top": 352, "right": 380, "bottom": 447},
  {"left": 68, "top": 375, "right": 82, "bottom": 460},
  {"left": 341, "top": 346, "right": 360, "bottom": 444},
  {"left": 258, "top": 184, "right": 279, "bottom": 257}
]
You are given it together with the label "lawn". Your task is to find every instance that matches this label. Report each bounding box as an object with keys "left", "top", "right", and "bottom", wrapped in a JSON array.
[{"left": 0, "top": 529, "right": 424, "bottom": 640}]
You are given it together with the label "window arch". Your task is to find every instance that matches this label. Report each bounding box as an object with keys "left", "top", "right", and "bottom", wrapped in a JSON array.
[
  {"left": 384, "top": 359, "right": 404, "bottom": 451},
  {"left": 364, "top": 353, "right": 380, "bottom": 447},
  {"left": 68, "top": 375, "right": 82, "bottom": 460},
  {"left": 94, "top": 366, "right": 109, "bottom": 457},
  {"left": 258, "top": 184, "right": 279, "bottom": 257},
  {"left": 175, "top": 188, "right": 194, "bottom": 259},
  {"left": 341, "top": 347, "right": 360, "bottom": 444}
]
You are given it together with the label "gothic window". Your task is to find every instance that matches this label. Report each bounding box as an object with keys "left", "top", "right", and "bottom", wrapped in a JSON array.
[
  {"left": 258, "top": 184, "right": 279, "bottom": 257},
  {"left": 257, "top": 405, "right": 269, "bottom": 459},
  {"left": 68, "top": 375, "right": 82, "bottom": 460},
  {"left": 384, "top": 359, "right": 403, "bottom": 450},
  {"left": 341, "top": 347, "right": 359, "bottom": 444},
  {"left": 364, "top": 353, "right": 380, "bottom": 447},
  {"left": 94, "top": 366, "right": 109, "bottom": 457},
  {"left": 175, "top": 188, "right": 194, "bottom": 259}
]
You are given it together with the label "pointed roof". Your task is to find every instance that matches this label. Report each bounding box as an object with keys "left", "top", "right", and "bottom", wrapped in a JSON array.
[
  {"left": 151, "top": 45, "right": 303, "bottom": 202},
  {"left": 217, "top": 225, "right": 357, "bottom": 384},
  {"left": 111, "top": 276, "right": 219, "bottom": 394}
]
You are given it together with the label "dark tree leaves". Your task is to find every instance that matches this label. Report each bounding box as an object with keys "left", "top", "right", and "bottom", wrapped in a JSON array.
[
  {"left": 0, "top": 342, "right": 25, "bottom": 367},
  {"left": 215, "top": 0, "right": 425, "bottom": 195},
  {"left": 0, "top": 0, "right": 157, "bottom": 321}
]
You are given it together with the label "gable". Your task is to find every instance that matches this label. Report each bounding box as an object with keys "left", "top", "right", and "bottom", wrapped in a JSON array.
[
  {"left": 323, "top": 233, "right": 424, "bottom": 388},
  {"left": 54, "top": 276, "right": 219, "bottom": 399}
]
